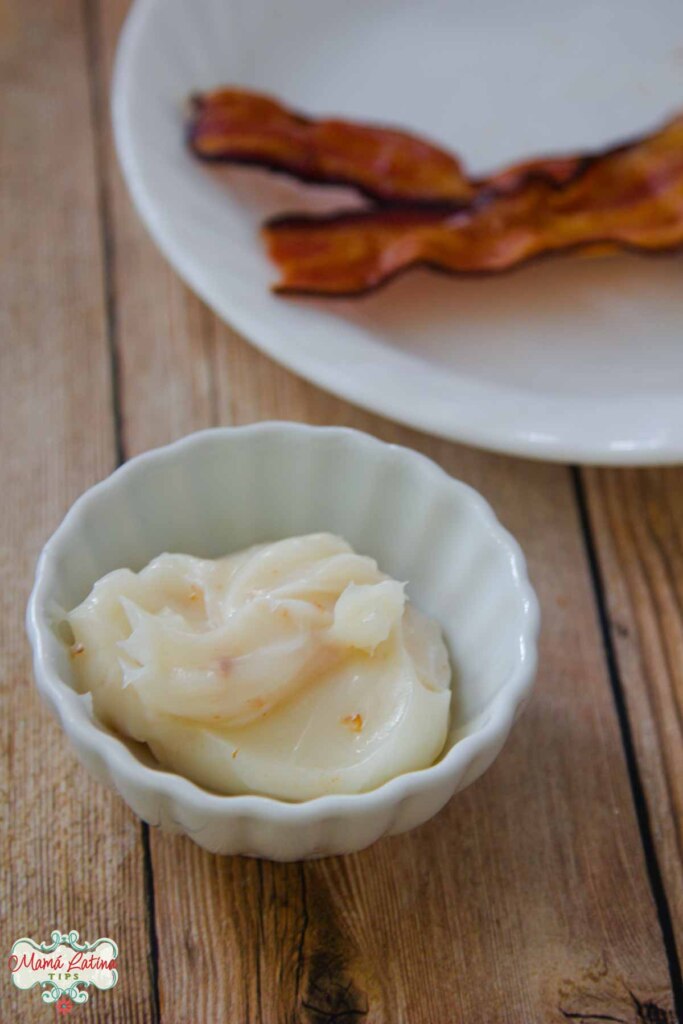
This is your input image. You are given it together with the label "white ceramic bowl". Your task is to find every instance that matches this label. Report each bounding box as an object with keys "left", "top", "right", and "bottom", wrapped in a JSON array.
[{"left": 27, "top": 424, "right": 539, "bottom": 860}]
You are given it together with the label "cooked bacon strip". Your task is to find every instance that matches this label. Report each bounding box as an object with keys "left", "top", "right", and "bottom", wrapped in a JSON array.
[
  {"left": 486, "top": 154, "right": 585, "bottom": 194},
  {"left": 263, "top": 115, "right": 683, "bottom": 296},
  {"left": 188, "top": 87, "right": 477, "bottom": 204},
  {"left": 189, "top": 87, "right": 591, "bottom": 204}
]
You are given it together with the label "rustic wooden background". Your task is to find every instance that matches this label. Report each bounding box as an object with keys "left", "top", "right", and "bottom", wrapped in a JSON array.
[{"left": 2, "top": 1, "right": 682, "bottom": 1021}]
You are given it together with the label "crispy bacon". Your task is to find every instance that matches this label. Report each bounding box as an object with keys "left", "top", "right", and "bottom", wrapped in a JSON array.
[
  {"left": 263, "top": 115, "right": 683, "bottom": 296},
  {"left": 188, "top": 87, "right": 477, "bottom": 204},
  {"left": 189, "top": 88, "right": 593, "bottom": 204},
  {"left": 485, "top": 153, "right": 585, "bottom": 194}
]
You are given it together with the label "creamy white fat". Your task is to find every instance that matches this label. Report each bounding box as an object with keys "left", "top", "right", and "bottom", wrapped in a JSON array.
[{"left": 67, "top": 533, "right": 451, "bottom": 800}]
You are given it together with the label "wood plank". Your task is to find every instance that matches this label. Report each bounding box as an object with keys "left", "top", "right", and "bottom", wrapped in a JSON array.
[
  {"left": 209, "top": 342, "right": 680, "bottom": 1024},
  {"left": 86, "top": 0, "right": 216, "bottom": 460},
  {"left": 97, "top": 2, "right": 677, "bottom": 1020},
  {"left": 583, "top": 466, "right": 683, "bottom": 961},
  {"left": 0, "top": 2, "right": 154, "bottom": 1021}
]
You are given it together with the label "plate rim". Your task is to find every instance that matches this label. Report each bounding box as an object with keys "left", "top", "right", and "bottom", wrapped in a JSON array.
[{"left": 111, "top": 0, "right": 683, "bottom": 466}]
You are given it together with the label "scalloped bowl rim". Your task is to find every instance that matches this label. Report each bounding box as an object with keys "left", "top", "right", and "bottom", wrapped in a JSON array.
[{"left": 26, "top": 423, "right": 540, "bottom": 826}]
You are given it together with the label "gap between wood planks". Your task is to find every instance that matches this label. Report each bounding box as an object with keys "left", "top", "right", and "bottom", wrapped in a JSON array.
[
  {"left": 81, "top": 2, "right": 682, "bottom": 1020},
  {"left": 83, "top": 1, "right": 160, "bottom": 1021},
  {"left": 572, "top": 470, "right": 683, "bottom": 1022}
]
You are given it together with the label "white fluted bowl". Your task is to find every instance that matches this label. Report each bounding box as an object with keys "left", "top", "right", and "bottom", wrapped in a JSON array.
[{"left": 27, "top": 424, "right": 539, "bottom": 860}]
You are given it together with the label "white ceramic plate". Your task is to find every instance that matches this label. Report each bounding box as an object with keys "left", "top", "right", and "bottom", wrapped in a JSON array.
[{"left": 113, "top": 0, "right": 683, "bottom": 464}]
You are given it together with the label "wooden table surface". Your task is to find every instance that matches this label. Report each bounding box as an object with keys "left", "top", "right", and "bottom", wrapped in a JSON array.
[{"left": 2, "top": 3, "right": 682, "bottom": 1022}]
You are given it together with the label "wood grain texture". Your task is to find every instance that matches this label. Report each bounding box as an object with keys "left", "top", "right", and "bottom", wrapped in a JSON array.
[
  {"left": 583, "top": 467, "right": 683, "bottom": 960},
  {"left": 210, "top": 343, "right": 680, "bottom": 1024},
  {"left": 86, "top": 0, "right": 217, "bottom": 460},
  {"left": 0, "top": 1, "right": 668, "bottom": 1021},
  {"left": 0, "top": 1, "right": 154, "bottom": 1021},
  {"left": 93, "top": 4, "right": 678, "bottom": 1020}
]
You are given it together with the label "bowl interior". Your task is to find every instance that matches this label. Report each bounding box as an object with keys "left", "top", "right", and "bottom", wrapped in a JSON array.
[{"left": 38, "top": 428, "right": 530, "bottom": 753}]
